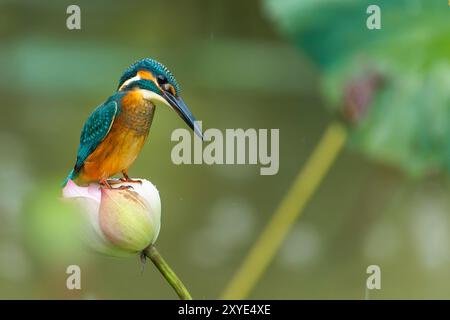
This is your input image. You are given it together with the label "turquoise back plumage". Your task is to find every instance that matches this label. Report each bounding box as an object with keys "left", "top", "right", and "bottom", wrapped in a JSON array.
[{"left": 63, "top": 92, "right": 124, "bottom": 186}]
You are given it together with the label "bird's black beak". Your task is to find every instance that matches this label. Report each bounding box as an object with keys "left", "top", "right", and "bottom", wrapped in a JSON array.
[{"left": 163, "top": 91, "right": 203, "bottom": 140}]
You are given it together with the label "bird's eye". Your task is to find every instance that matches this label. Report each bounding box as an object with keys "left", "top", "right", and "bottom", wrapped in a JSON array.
[
  {"left": 157, "top": 75, "right": 168, "bottom": 85},
  {"left": 157, "top": 75, "right": 175, "bottom": 95}
]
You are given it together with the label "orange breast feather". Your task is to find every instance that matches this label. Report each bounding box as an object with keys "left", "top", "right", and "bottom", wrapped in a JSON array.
[{"left": 78, "top": 91, "right": 155, "bottom": 183}]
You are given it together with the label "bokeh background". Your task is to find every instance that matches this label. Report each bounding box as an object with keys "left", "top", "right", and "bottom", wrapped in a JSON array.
[{"left": 0, "top": 0, "right": 449, "bottom": 299}]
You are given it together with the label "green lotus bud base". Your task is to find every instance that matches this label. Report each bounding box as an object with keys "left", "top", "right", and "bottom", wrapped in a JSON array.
[
  {"left": 63, "top": 180, "right": 191, "bottom": 299},
  {"left": 143, "top": 245, "right": 192, "bottom": 300}
]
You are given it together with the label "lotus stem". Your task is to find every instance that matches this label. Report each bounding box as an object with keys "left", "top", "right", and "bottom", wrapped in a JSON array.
[
  {"left": 221, "top": 121, "right": 348, "bottom": 299},
  {"left": 143, "top": 245, "right": 193, "bottom": 300}
]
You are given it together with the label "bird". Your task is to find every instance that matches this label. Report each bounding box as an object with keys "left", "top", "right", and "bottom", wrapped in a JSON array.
[{"left": 63, "top": 58, "right": 202, "bottom": 188}]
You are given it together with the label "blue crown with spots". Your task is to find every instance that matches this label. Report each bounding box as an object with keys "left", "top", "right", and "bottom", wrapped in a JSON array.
[{"left": 118, "top": 58, "right": 180, "bottom": 94}]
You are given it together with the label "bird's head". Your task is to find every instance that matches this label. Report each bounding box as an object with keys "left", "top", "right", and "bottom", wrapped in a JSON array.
[{"left": 117, "top": 58, "right": 202, "bottom": 139}]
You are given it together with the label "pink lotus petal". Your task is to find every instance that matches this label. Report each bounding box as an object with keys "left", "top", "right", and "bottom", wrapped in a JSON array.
[
  {"left": 87, "top": 183, "right": 102, "bottom": 202},
  {"left": 62, "top": 179, "right": 101, "bottom": 203}
]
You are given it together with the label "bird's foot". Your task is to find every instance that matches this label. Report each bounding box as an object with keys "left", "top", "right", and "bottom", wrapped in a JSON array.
[
  {"left": 120, "top": 177, "right": 142, "bottom": 184},
  {"left": 112, "top": 185, "right": 134, "bottom": 190},
  {"left": 120, "top": 172, "right": 142, "bottom": 184},
  {"left": 100, "top": 179, "right": 134, "bottom": 190}
]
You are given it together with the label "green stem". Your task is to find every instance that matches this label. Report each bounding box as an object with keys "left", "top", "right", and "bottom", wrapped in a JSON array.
[
  {"left": 143, "top": 245, "right": 192, "bottom": 300},
  {"left": 221, "top": 122, "right": 348, "bottom": 299}
]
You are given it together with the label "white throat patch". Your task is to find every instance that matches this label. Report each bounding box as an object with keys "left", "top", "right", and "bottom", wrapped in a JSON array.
[{"left": 140, "top": 89, "right": 171, "bottom": 107}]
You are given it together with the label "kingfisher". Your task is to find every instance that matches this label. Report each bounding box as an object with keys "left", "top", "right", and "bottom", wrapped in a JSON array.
[{"left": 63, "top": 58, "right": 202, "bottom": 188}]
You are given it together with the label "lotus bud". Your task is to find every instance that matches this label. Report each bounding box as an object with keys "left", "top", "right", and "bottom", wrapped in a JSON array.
[{"left": 62, "top": 179, "right": 161, "bottom": 256}]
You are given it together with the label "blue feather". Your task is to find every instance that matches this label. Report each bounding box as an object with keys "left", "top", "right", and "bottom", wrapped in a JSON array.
[
  {"left": 62, "top": 92, "right": 124, "bottom": 186},
  {"left": 118, "top": 58, "right": 180, "bottom": 94}
]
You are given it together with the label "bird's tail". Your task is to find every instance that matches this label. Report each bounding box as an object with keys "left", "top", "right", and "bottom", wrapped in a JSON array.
[{"left": 62, "top": 169, "right": 76, "bottom": 187}]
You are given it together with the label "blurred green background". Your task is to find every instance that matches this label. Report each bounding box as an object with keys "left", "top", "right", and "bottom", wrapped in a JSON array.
[{"left": 0, "top": 0, "right": 449, "bottom": 299}]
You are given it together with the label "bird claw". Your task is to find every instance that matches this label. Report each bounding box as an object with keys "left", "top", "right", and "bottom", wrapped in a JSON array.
[
  {"left": 100, "top": 179, "right": 134, "bottom": 190},
  {"left": 112, "top": 185, "right": 134, "bottom": 190},
  {"left": 120, "top": 177, "right": 142, "bottom": 184}
]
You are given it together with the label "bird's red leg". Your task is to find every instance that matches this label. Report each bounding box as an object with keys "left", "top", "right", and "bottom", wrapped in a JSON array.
[
  {"left": 99, "top": 178, "right": 112, "bottom": 189},
  {"left": 120, "top": 170, "right": 142, "bottom": 184},
  {"left": 100, "top": 178, "right": 133, "bottom": 190}
]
